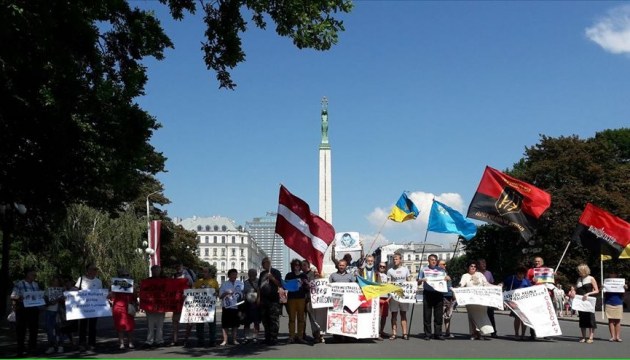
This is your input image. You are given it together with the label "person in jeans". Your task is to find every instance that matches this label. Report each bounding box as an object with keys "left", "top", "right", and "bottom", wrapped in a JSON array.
[{"left": 74, "top": 264, "right": 102, "bottom": 352}]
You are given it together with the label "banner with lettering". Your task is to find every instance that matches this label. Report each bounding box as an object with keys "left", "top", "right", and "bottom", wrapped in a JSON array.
[
  {"left": 503, "top": 285, "right": 562, "bottom": 337},
  {"left": 603, "top": 278, "right": 626, "bottom": 293},
  {"left": 180, "top": 288, "right": 217, "bottom": 323},
  {"left": 571, "top": 296, "right": 597, "bottom": 313},
  {"left": 111, "top": 278, "right": 134, "bottom": 293},
  {"left": 390, "top": 281, "right": 418, "bottom": 303},
  {"left": 423, "top": 268, "right": 448, "bottom": 293},
  {"left": 64, "top": 289, "right": 112, "bottom": 320},
  {"left": 533, "top": 267, "right": 555, "bottom": 284},
  {"left": 452, "top": 286, "right": 504, "bottom": 310},
  {"left": 23, "top": 290, "right": 46, "bottom": 308},
  {"left": 326, "top": 283, "right": 379, "bottom": 339},
  {"left": 139, "top": 278, "right": 189, "bottom": 313},
  {"left": 310, "top": 278, "right": 333, "bottom": 309}
]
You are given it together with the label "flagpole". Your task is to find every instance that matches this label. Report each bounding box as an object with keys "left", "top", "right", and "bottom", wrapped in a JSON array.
[
  {"left": 450, "top": 237, "right": 461, "bottom": 262},
  {"left": 366, "top": 217, "right": 389, "bottom": 257},
  {"left": 600, "top": 256, "right": 605, "bottom": 320},
  {"left": 554, "top": 240, "right": 572, "bottom": 274}
]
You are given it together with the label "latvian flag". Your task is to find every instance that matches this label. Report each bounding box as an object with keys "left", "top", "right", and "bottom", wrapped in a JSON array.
[
  {"left": 572, "top": 203, "right": 630, "bottom": 260},
  {"left": 149, "top": 220, "right": 162, "bottom": 267},
  {"left": 467, "top": 166, "right": 551, "bottom": 240},
  {"left": 275, "top": 185, "right": 336, "bottom": 273}
]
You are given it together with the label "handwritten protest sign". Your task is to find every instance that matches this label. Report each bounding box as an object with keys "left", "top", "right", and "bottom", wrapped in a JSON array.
[
  {"left": 533, "top": 267, "right": 555, "bottom": 284},
  {"left": 139, "top": 278, "right": 188, "bottom": 313},
  {"left": 23, "top": 290, "right": 46, "bottom": 308},
  {"left": 64, "top": 289, "right": 112, "bottom": 320},
  {"left": 327, "top": 283, "right": 378, "bottom": 339},
  {"left": 452, "top": 285, "right": 504, "bottom": 310},
  {"left": 571, "top": 296, "right": 597, "bottom": 313},
  {"left": 111, "top": 278, "right": 134, "bottom": 293},
  {"left": 310, "top": 279, "right": 332, "bottom": 309},
  {"left": 603, "top": 278, "right": 626, "bottom": 293},
  {"left": 390, "top": 281, "right": 418, "bottom": 303},
  {"left": 180, "top": 288, "right": 217, "bottom": 323},
  {"left": 503, "top": 285, "right": 562, "bottom": 337}
]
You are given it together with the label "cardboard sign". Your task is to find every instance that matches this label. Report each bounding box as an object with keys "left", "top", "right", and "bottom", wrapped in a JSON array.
[
  {"left": 310, "top": 278, "right": 333, "bottom": 309},
  {"left": 503, "top": 285, "right": 562, "bottom": 337},
  {"left": 23, "top": 291, "right": 46, "bottom": 308},
  {"left": 390, "top": 281, "right": 418, "bottom": 303},
  {"left": 111, "top": 278, "right": 134, "bottom": 293},
  {"left": 603, "top": 278, "right": 626, "bottom": 293},
  {"left": 180, "top": 288, "right": 217, "bottom": 323},
  {"left": 64, "top": 289, "right": 112, "bottom": 320},
  {"left": 326, "top": 283, "right": 379, "bottom": 339},
  {"left": 571, "top": 296, "right": 597, "bottom": 313},
  {"left": 452, "top": 285, "right": 504, "bottom": 310}
]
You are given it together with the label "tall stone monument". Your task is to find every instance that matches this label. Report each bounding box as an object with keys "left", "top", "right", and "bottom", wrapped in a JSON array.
[{"left": 318, "top": 97, "right": 336, "bottom": 276}]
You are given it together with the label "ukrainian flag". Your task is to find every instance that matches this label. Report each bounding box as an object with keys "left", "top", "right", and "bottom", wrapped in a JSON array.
[
  {"left": 388, "top": 192, "right": 419, "bottom": 223},
  {"left": 357, "top": 276, "right": 403, "bottom": 301}
]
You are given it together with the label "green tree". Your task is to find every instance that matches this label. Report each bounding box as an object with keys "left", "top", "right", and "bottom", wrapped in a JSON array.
[
  {"left": 465, "top": 129, "right": 630, "bottom": 284},
  {"left": 0, "top": 0, "right": 352, "bottom": 312}
]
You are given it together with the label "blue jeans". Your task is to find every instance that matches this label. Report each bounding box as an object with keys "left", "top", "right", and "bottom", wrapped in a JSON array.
[{"left": 46, "top": 310, "right": 57, "bottom": 346}]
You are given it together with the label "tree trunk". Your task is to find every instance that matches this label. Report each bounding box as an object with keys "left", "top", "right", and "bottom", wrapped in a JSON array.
[{"left": 0, "top": 220, "right": 12, "bottom": 316}]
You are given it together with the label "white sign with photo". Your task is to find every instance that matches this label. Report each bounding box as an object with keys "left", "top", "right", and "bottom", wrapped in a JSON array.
[
  {"left": 64, "top": 289, "right": 112, "bottom": 320},
  {"left": 334, "top": 232, "right": 362, "bottom": 252},
  {"left": 327, "top": 283, "right": 379, "bottom": 339},
  {"left": 603, "top": 278, "right": 626, "bottom": 293},
  {"left": 23, "top": 290, "right": 46, "bottom": 308},
  {"left": 111, "top": 278, "right": 134, "bottom": 293},
  {"left": 503, "top": 285, "right": 562, "bottom": 337},
  {"left": 452, "top": 285, "right": 504, "bottom": 310}
]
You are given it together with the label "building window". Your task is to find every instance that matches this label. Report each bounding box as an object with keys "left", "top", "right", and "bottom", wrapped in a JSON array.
[
  {"left": 231, "top": 261, "right": 235, "bottom": 269},
  {"left": 220, "top": 275, "right": 225, "bottom": 283},
  {"left": 416, "top": 265, "right": 421, "bottom": 272},
  {"left": 204, "top": 248, "right": 209, "bottom": 256},
  {"left": 222, "top": 225, "right": 227, "bottom": 231},
  {"left": 232, "top": 236, "right": 236, "bottom": 243},
  {"left": 231, "top": 248, "right": 236, "bottom": 256},
  {"left": 213, "top": 236, "right": 217, "bottom": 243},
  {"left": 221, "top": 249, "right": 225, "bottom": 256},
  {"left": 205, "top": 225, "right": 211, "bottom": 231},
  {"left": 241, "top": 262, "right": 245, "bottom": 271},
  {"left": 213, "top": 248, "right": 217, "bottom": 256},
  {"left": 415, "top": 255, "right": 419, "bottom": 261},
  {"left": 221, "top": 262, "right": 225, "bottom": 271},
  {"left": 205, "top": 236, "right": 209, "bottom": 243},
  {"left": 196, "top": 236, "right": 200, "bottom": 241},
  {"left": 197, "top": 225, "right": 202, "bottom": 231},
  {"left": 240, "top": 249, "right": 244, "bottom": 257},
  {"left": 407, "top": 254, "right": 411, "bottom": 261},
  {"left": 214, "top": 225, "right": 219, "bottom": 231},
  {"left": 221, "top": 236, "right": 226, "bottom": 243}
]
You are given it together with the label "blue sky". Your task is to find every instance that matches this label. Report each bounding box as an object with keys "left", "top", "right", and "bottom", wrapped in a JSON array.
[{"left": 137, "top": 1, "right": 630, "bottom": 250}]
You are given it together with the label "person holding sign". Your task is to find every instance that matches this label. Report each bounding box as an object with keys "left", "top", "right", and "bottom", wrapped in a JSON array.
[
  {"left": 188, "top": 266, "right": 219, "bottom": 347},
  {"left": 387, "top": 253, "right": 410, "bottom": 340},
  {"left": 417, "top": 254, "right": 449, "bottom": 341},
  {"left": 11, "top": 268, "right": 41, "bottom": 357},
  {"left": 438, "top": 260, "right": 455, "bottom": 339},
  {"left": 604, "top": 272, "right": 627, "bottom": 342},
  {"left": 219, "top": 268, "right": 244, "bottom": 346},
  {"left": 377, "top": 261, "right": 391, "bottom": 340},
  {"left": 503, "top": 265, "right": 532, "bottom": 340},
  {"left": 44, "top": 276, "right": 64, "bottom": 355},
  {"left": 74, "top": 263, "right": 102, "bottom": 352},
  {"left": 243, "top": 268, "right": 261, "bottom": 344},
  {"left": 459, "top": 261, "right": 492, "bottom": 340},
  {"left": 109, "top": 269, "right": 136, "bottom": 350},
  {"left": 285, "top": 258, "right": 309, "bottom": 344},
  {"left": 143, "top": 265, "right": 166, "bottom": 349},
  {"left": 575, "top": 263, "right": 598, "bottom": 344}
]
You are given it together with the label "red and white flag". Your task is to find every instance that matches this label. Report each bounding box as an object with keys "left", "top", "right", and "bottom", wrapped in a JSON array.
[
  {"left": 275, "top": 185, "right": 335, "bottom": 273},
  {"left": 149, "top": 220, "right": 162, "bottom": 267}
]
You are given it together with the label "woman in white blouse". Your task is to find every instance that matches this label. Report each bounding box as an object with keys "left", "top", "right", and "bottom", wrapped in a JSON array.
[
  {"left": 459, "top": 261, "right": 493, "bottom": 340},
  {"left": 219, "top": 269, "right": 244, "bottom": 346}
]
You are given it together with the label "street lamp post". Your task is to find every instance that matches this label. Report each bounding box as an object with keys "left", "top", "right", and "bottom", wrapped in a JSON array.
[{"left": 144, "top": 190, "right": 160, "bottom": 276}]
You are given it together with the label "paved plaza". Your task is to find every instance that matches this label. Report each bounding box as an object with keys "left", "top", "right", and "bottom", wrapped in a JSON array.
[{"left": 2, "top": 307, "right": 629, "bottom": 358}]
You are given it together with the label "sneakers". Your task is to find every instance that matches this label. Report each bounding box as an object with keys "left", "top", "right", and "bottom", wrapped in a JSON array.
[{"left": 45, "top": 347, "right": 56, "bottom": 355}]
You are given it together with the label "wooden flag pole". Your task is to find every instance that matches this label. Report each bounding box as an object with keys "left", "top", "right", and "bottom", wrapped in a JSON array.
[
  {"left": 366, "top": 217, "right": 389, "bottom": 257},
  {"left": 600, "top": 256, "right": 605, "bottom": 320}
]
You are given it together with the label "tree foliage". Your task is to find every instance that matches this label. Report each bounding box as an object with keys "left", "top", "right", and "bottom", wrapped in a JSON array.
[{"left": 464, "top": 128, "right": 630, "bottom": 285}]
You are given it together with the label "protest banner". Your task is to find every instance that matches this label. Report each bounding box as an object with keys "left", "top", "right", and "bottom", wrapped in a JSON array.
[
  {"left": 423, "top": 268, "right": 448, "bottom": 293},
  {"left": 571, "top": 296, "right": 597, "bottom": 313},
  {"left": 603, "top": 278, "right": 626, "bottom": 293},
  {"left": 327, "top": 283, "right": 378, "bottom": 339},
  {"left": 503, "top": 285, "right": 562, "bottom": 337},
  {"left": 334, "top": 232, "right": 362, "bottom": 252},
  {"left": 45, "top": 287, "right": 64, "bottom": 303},
  {"left": 23, "top": 290, "right": 46, "bottom": 308},
  {"left": 64, "top": 289, "right": 112, "bottom": 320},
  {"left": 310, "top": 278, "right": 333, "bottom": 309},
  {"left": 111, "top": 278, "right": 134, "bottom": 293},
  {"left": 390, "top": 281, "right": 418, "bottom": 304},
  {"left": 180, "top": 288, "right": 217, "bottom": 323},
  {"left": 533, "top": 267, "right": 555, "bottom": 284},
  {"left": 139, "top": 278, "right": 189, "bottom": 313},
  {"left": 452, "top": 285, "right": 504, "bottom": 310}
]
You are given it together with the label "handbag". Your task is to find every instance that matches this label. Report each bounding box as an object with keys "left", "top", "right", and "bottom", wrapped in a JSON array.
[
  {"left": 7, "top": 311, "right": 16, "bottom": 323},
  {"left": 127, "top": 303, "right": 137, "bottom": 316}
]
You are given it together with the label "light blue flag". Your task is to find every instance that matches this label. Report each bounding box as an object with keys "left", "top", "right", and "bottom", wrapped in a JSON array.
[
  {"left": 428, "top": 200, "right": 477, "bottom": 240},
  {"left": 282, "top": 279, "right": 300, "bottom": 292}
]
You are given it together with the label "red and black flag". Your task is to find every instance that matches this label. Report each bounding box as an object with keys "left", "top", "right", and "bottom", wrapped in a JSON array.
[
  {"left": 572, "top": 203, "right": 630, "bottom": 260},
  {"left": 467, "top": 166, "right": 551, "bottom": 240}
]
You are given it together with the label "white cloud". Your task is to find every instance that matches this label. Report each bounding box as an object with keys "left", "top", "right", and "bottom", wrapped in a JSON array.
[
  {"left": 365, "top": 191, "right": 467, "bottom": 246},
  {"left": 586, "top": 5, "right": 630, "bottom": 55}
]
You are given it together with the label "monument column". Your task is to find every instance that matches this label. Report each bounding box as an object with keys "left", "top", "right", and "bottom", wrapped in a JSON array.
[{"left": 318, "top": 97, "right": 335, "bottom": 275}]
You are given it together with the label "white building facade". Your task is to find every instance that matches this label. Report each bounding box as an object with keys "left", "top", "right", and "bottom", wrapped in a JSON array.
[{"left": 176, "top": 216, "right": 268, "bottom": 284}]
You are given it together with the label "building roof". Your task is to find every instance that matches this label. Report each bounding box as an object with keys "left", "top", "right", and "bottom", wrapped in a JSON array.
[{"left": 176, "top": 216, "right": 242, "bottom": 232}]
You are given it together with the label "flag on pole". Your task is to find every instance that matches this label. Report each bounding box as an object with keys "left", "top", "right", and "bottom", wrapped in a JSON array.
[
  {"left": 356, "top": 276, "right": 403, "bottom": 301},
  {"left": 572, "top": 203, "right": 630, "bottom": 260},
  {"left": 275, "top": 185, "right": 336, "bottom": 273},
  {"left": 149, "top": 220, "right": 162, "bottom": 267},
  {"left": 467, "top": 166, "right": 551, "bottom": 240},
  {"left": 388, "top": 192, "right": 420, "bottom": 223},
  {"left": 428, "top": 200, "right": 477, "bottom": 240}
]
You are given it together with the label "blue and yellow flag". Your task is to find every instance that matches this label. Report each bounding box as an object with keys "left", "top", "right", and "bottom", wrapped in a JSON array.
[
  {"left": 388, "top": 192, "right": 419, "bottom": 223},
  {"left": 428, "top": 200, "right": 477, "bottom": 240},
  {"left": 356, "top": 276, "right": 403, "bottom": 301}
]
